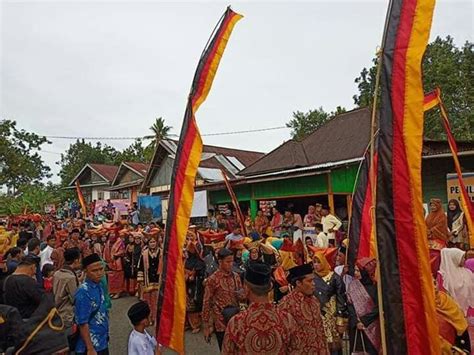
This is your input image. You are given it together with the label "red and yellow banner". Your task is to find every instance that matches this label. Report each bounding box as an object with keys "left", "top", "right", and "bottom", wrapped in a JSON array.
[
  {"left": 155, "top": 7, "right": 242, "bottom": 354},
  {"left": 424, "top": 88, "right": 474, "bottom": 247},
  {"left": 375, "top": 0, "right": 440, "bottom": 353},
  {"left": 75, "top": 181, "right": 87, "bottom": 215}
]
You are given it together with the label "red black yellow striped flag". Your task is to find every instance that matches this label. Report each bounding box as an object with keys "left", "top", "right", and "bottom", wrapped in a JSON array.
[
  {"left": 424, "top": 88, "right": 474, "bottom": 247},
  {"left": 348, "top": 151, "right": 377, "bottom": 267},
  {"left": 155, "top": 7, "right": 242, "bottom": 353},
  {"left": 75, "top": 181, "right": 87, "bottom": 215},
  {"left": 221, "top": 170, "right": 248, "bottom": 239},
  {"left": 375, "top": 0, "right": 440, "bottom": 353}
]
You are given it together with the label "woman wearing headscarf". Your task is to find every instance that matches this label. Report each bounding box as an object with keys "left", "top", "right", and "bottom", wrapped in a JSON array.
[
  {"left": 185, "top": 241, "right": 206, "bottom": 334},
  {"left": 313, "top": 252, "right": 348, "bottom": 354},
  {"left": 437, "top": 248, "right": 474, "bottom": 317},
  {"left": 426, "top": 198, "right": 449, "bottom": 249},
  {"left": 465, "top": 258, "right": 474, "bottom": 353},
  {"left": 347, "top": 258, "right": 380, "bottom": 355},
  {"left": 447, "top": 199, "right": 467, "bottom": 249}
]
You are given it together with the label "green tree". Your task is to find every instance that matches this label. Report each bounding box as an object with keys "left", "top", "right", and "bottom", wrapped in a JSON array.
[
  {"left": 286, "top": 107, "right": 346, "bottom": 140},
  {"left": 0, "top": 120, "right": 51, "bottom": 193},
  {"left": 0, "top": 183, "right": 65, "bottom": 215},
  {"left": 144, "top": 117, "right": 172, "bottom": 149},
  {"left": 353, "top": 36, "right": 473, "bottom": 140},
  {"left": 118, "top": 139, "right": 154, "bottom": 163},
  {"left": 58, "top": 140, "right": 120, "bottom": 186}
]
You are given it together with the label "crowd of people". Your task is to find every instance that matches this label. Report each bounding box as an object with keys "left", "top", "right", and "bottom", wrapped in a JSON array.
[{"left": 0, "top": 197, "right": 472, "bottom": 354}]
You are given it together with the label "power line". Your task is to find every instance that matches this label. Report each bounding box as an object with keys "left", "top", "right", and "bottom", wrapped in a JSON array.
[{"left": 42, "top": 126, "right": 289, "bottom": 140}]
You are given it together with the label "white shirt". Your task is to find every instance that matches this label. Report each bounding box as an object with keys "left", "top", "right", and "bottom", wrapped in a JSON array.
[
  {"left": 314, "top": 232, "right": 329, "bottom": 248},
  {"left": 321, "top": 214, "right": 342, "bottom": 240},
  {"left": 128, "top": 329, "right": 157, "bottom": 355},
  {"left": 39, "top": 245, "right": 54, "bottom": 269}
]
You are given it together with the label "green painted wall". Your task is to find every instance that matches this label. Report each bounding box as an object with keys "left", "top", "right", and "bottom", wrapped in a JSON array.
[
  {"left": 209, "top": 185, "right": 251, "bottom": 204},
  {"left": 252, "top": 174, "right": 328, "bottom": 199},
  {"left": 331, "top": 165, "right": 359, "bottom": 193},
  {"left": 422, "top": 155, "right": 474, "bottom": 204}
]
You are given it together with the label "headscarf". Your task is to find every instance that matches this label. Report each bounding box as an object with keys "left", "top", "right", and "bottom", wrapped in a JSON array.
[
  {"left": 357, "top": 257, "right": 376, "bottom": 283},
  {"left": 425, "top": 199, "right": 449, "bottom": 241},
  {"left": 446, "top": 199, "right": 462, "bottom": 231},
  {"left": 439, "top": 248, "right": 474, "bottom": 314},
  {"left": 465, "top": 258, "right": 474, "bottom": 273},
  {"left": 313, "top": 252, "right": 331, "bottom": 277}
]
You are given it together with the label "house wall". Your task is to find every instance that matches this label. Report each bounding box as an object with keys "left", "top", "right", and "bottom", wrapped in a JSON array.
[
  {"left": 121, "top": 169, "right": 141, "bottom": 184},
  {"left": 92, "top": 188, "right": 110, "bottom": 201},
  {"left": 422, "top": 155, "right": 474, "bottom": 204},
  {"left": 150, "top": 156, "right": 174, "bottom": 188}
]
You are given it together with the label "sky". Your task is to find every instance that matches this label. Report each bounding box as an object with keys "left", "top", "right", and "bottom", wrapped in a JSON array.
[{"left": 1, "top": 0, "right": 472, "bottom": 183}]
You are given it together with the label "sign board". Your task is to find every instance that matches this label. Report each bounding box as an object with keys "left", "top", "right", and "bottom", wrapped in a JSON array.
[
  {"left": 191, "top": 190, "right": 208, "bottom": 218},
  {"left": 138, "top": 196, "right": 162, "bottom": 223},
  {"left": 94, "top": 199, "right": 131, "bottom": 215},
  {"left": 160, "top": 190, "right": 208, "bottom": 223},
  {"left": 446, "top": 172, "right": 474, "bottom": 203}
]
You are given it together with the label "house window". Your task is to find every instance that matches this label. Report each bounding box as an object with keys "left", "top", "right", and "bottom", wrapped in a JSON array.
[
  {"left": 120, "top": 190, "right": 130, "bottom": 200},
  {"left": 98, "top": 192, "right": 104, "bottom": 200},
  {"left": 110, "top": 191, "right": 120, "bottom": 200}
]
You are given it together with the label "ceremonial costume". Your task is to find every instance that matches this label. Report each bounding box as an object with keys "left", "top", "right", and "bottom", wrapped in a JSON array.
[
  {"left": 104, "top": 236, "right": 125, "bottom": 295},
  {"left": 137, "top": 247, "right": 160, "bottom": 324},
  {"left": 202, "top": 269, "right": 242, "bottom": 348},
  {"left": 123, "top": 242, "right": 141, "bottom": 296},
  {"left": 279, "top": 290, "right": 328, "bottom": 354},
  {"left": 222, "top": 302, "right": 297, "bottom": 354}
]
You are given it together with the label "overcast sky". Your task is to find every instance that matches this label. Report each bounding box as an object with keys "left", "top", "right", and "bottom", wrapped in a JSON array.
[{"left": 1, "top": 0, "right": 472, "bottom": 183}]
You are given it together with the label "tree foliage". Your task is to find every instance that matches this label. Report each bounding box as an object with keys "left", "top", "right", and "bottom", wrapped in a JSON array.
[
  {"left": 286, "top": 106, "right": 346, "bottom": 140},
  {"left": 353, "top": 36, "right": 473, "bottom": 140},
  {"left": 144, "top": 117, "right": 172, "bottom": 149},
  {"left": 0, "top": 120, "right": 51, "bottom": 192},
  {"left": 58, "top": 140, "right": 121, "bottom": 186},
  {"left": 0, "top": 183, "right": 66, "bottom": 215},
  {"left": 118, "top": 139, "right": 154, "bottom": 164}
]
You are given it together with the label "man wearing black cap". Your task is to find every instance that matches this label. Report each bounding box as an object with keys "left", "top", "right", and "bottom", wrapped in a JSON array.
[
  {"left": 279, "top": 263, "right": 328, "bottom": 354},
  {"left": 222, "top": 263, "right": 298, "bottom": 354},
  {"left": 74, "top": 253, "right": 109, "bottom": 355},
  {"left": 202, "top": 248, "right": 244, "bottom": 351}
]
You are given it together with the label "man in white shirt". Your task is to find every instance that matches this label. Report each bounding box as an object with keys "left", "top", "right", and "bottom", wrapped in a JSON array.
[
  {"left": 127, "top": 301, "right": 158, "bottom": 355},
  {"left": 313, "top": 223, "right": 329, "bottom": 248},
  {"left": 39, "top": 235, "right": 56, "bottom": 269},
  {"left": 320, "top": 207, "right": 342, "bottom": 246}
]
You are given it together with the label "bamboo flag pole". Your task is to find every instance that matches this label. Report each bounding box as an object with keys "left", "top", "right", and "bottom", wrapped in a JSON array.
[{"left": 368, "top": 48, "right": 388, "bottom": 355}]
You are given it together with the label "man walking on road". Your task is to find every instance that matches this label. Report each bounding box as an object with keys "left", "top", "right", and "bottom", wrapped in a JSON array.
[
  {"left": 202, "top": 248, "right": 243, "bottom": 351},
  {"left": 278, "top": 263, "right": 328, "bottom": 354},
  {"left": 53, "top": 248, "right": 81, "bottom": 332},
  {"left": 74, "top": 253, "right": 109, "bottom": 355},
  {"left": 222, "top": 262, "right": 298, "bottom": 354}
]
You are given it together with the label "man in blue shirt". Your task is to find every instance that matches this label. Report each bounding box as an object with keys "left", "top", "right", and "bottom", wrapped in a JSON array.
[{"left": 75, "top": 253, "right": 109, "bottom": 355}]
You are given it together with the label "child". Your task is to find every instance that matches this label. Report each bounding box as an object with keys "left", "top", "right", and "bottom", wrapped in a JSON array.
[
  {"left": 127, "top": 301, "right": 159, "bottom": 355},
  {"left": 42, "top": 263, "right": 55, "bottom": 292}
]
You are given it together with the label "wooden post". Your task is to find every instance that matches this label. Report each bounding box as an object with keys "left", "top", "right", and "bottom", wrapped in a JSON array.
[
  {"left": 327, "top": 173, "right": 335, "bottom": 214},
  {"left": 346, "top": 194, "right": 352, "bottom": 220}
]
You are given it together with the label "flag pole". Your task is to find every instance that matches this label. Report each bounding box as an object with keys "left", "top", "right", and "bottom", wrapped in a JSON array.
[{"left": 368, "top": 48, "right": 388, "bottom": 355}]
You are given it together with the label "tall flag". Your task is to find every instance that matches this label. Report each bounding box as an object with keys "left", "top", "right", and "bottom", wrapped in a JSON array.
[
  {"left": 221, "top": 170, "right": 248, "bottom": 239},
  {"left": 347, "top": 151, "right": 377, "bottom": 268},
  {"left": 75, "top": 181, "right": 87, "bottom": 215},
  {"left": 375, "top": 0, "right": 440, "bottom": 353},
  {"left": 155, "top": 8, "right": 242, "bottom": 354},
  {"left": 424, "top": 88, "right": 474, "bottom": 246}
]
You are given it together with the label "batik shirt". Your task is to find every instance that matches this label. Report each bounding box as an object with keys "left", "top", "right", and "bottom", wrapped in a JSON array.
[
  {"left": 202, "top": 270, "right": 242, "bottom": 332},
  {"left": 222, "top": 302, "right": 298, "bottom": 354},
  {"left": 74, "top": 278, "right": 109, "bottom": 352},
  {"left": 278, "top": 290, "right": 328, "bottom": 354}
]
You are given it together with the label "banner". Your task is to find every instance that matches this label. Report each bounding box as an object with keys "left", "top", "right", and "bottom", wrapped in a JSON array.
[
  {"left": 138, "top": 195, "right": 162, "bottom": 222},
  {"left": 375, "top": 0, "right": 440, "bottom": 353},
  {"left": 447, "top": 173, "right": 474, "bottom": 202}
]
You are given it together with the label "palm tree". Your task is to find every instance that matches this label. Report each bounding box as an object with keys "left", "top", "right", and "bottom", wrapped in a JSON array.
[{"left": 145, "top": 117, "right": 172, "bottom": 149}]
